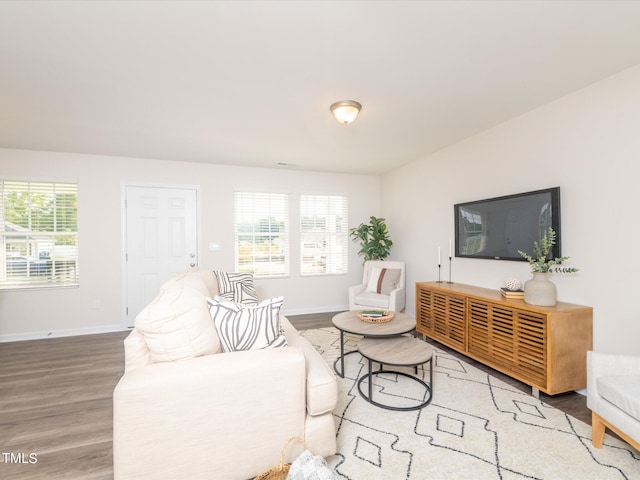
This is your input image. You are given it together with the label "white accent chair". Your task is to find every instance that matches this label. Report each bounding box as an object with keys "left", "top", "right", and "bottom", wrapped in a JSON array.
[
  {"left": 587, "top": 351, "right": 640, "bottom": 451},
  {"left": 349, "top": 260, "right": 406, "bottom": 312}
]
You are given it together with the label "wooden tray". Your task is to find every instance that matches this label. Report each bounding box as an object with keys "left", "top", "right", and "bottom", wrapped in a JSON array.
[{"left": 357, "top": 310, "right": 394, "bottom": 323}]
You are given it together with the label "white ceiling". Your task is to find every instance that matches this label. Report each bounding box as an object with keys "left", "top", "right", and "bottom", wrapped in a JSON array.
[{"left": 2, "top": 1, "right": 640, "bottom": 175}]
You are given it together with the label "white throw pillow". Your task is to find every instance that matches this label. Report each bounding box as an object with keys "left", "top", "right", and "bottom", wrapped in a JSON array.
[
  {"left": 366, "top": 266, "right": 401, "bottom": 294},
  {"left": 213, "top": 271, "right": 259, "bottom": 305},
  {"left": 135, "top": 284, "right": 221, "bottom": 363},
  {"left": 207, "top": 296, "right": 288, "bottom": 352}
]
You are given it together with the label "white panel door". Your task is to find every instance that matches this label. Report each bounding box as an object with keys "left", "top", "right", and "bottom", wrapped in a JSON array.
[{"left": 124, "top": 185, "right": 198, "bottom": 327}]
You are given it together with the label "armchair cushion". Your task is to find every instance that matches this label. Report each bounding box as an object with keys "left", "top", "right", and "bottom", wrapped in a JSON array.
[
  {"left": 366, "top": 267, "right": 401, "bottom": 294},
  {"left": 354, "top": 291, "right": 393, "bottom": 309},
  {"left": 597, "top": 375, "right": 640, "bottom": 421},
  {"left": 207, "top": 296, "right": 288, "bottom": 352}
]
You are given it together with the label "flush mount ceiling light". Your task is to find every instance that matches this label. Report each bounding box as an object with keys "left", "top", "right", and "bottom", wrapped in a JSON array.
[{"left": 330, "top": 100, "right": 362, "bottom": 125}]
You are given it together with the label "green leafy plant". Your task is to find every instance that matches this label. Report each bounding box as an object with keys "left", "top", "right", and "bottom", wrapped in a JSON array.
[
  {"left": 518, "top": 227, "right": 579, "bottom": 273},
  {"left": 349, "top": 216, "right": 393, "bottom": 263}
]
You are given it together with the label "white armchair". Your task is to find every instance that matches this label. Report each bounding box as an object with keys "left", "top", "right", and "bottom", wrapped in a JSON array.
[
  {"left": 587, "top": 351, "right": 640, "bottom": 451},
  {"left": 349, "top": 260, "right": 406, "bottom": 312}
]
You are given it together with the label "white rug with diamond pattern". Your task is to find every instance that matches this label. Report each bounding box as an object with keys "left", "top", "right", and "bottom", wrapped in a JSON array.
[{"left": 299, "top": 327, "right": 640, "bottom": 480}]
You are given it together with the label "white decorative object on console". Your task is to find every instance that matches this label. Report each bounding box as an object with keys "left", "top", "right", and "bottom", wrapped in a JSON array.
[{"left": 504, "top": 278, "right": 522, "bottom": 291}]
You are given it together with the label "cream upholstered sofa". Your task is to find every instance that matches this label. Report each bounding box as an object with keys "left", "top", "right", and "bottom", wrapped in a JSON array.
[
  {"left": 113, "top": 267, "right": 338, "bottom": 480},
  {"left": 348, "top": 260, "right": 406, "bottom": 312},
  {"left": 587, "top": 351, "right": 640, "bottom": 451}
]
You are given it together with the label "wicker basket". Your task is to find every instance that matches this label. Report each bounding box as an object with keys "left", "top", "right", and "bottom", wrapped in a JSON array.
[
  {"left": 254, "top": 436, "right": 307, "bottom": 480},
  {"left": 356, "top": 310, "right": 394, "bottom": 323}
]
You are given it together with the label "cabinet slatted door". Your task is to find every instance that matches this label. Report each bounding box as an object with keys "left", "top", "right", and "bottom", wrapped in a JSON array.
[
  {"left": 491, "top": 305, "right": 516, "bottom": 366},
  {"left": 417, "top": 288, "right": 465, "bottom": 350},
  {"left": 445, "top": 295, "right": 466, "bottom": 349},
  {"left": 514, "top": 310, "right": 546, "bottom": 384},
  {"left": 467, "top": 300, "right": 491, "bottom": 359},
  {"left": 416, "top": 287, "right": 434, "bottom": 332}
]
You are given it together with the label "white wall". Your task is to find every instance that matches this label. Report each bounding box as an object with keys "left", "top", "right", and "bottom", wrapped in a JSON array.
[
  {"left": 0, "top": 151, "right": 380, "bottom": 340},
  {"left": 382, "top": 64, "right": 640, "bottom": 355}
]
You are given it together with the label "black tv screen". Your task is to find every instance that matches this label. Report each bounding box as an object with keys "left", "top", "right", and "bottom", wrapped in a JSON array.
[{"left": 454, "top": 187, "right": 561, "bottom": 261}]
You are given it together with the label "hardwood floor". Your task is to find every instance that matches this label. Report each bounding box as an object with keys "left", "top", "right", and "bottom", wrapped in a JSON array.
[
  {"left": 0, "top": 331, "right": 129, "bottom": 479},
  {"left": 0, "top": 312, "right": 591, "bottom": 479}
]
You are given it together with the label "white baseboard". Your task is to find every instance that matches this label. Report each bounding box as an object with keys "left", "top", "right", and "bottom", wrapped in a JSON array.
[
  {"left": 0, "top": 324, "right": 129, "bottom": 343},
  {"left": 281, "top": 304, "right": 348, "bottom": 316},
  {"left": 0, "top": 306, "right": 348, "bottom": 342}
]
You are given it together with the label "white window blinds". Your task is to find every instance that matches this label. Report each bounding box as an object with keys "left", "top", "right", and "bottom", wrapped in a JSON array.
[
  {"left": 234, "top": 191, "right": 289, "bottom": 277},
  {"left": 0, "top": 180, "right": 79, "bottom": 289},
  {"left": 300, "top": 194, "right": 348, "bottom": 275}
]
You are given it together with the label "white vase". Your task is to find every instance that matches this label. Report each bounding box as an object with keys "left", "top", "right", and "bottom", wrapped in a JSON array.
[{"left": 524, "top": 272, "right": 557, "bottom": 306}]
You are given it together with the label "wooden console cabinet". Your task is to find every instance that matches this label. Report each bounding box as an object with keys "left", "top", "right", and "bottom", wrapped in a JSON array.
[{"left": 415, "top": 281, "right": 593, "bottom": 395}]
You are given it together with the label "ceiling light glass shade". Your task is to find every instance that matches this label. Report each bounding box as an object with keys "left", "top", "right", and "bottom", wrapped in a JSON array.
[{"left": 330, "top": 100, "right": 362, "bottom": 124}]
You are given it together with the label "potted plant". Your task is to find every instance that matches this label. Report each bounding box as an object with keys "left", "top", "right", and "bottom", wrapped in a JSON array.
[
  {"left": 518, "top": 227, "right": 578, "bottom": 306},
  {"left": 349, "top": 216, "right": 393, "bottom": 263}
]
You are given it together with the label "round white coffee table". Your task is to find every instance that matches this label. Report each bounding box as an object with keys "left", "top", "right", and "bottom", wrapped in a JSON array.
[
  {"left": 331, "top": 310, "right": 416, "bottom": 378},
  {"left": 357, "top": 336, "right": 435, "bottom": 411}
]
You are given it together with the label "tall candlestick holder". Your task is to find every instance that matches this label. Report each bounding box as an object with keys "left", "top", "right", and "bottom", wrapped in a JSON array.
[
  {"left": 437, "top": 263, "right": 443, "bottom": 283},
  {"left": 447, "top": 256, "right": 454, "bottom": 284}
]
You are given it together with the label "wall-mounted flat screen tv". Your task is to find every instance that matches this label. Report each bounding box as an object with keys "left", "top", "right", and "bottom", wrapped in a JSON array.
[{"left": 454, "top": 187, "right": 561, "bottom": 261}]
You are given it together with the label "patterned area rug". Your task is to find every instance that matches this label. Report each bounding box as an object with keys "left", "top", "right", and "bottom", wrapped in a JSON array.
[{"left": 299, "top": 328, "right": 640, "bottom": 480}]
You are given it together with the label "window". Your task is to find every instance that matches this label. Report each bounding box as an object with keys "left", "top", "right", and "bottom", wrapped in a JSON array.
[
  {"left": 0, "top": 180, "right": 79, "bottom": 289},
  {"left": 234, "top": 191, "right": 289, "bottom": 277},
  {"left": 300, "top": 194, "right": 348, "bottom": 275}
]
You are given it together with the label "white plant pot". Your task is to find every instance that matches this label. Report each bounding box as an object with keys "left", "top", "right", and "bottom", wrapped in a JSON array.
[{"left": 524, "top": 272, "right": 557, "bottom": 306}]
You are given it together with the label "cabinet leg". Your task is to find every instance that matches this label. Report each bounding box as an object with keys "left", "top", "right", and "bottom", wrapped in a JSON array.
[{"left": 531, "top": 386, "right": 540, "bottom": 399}]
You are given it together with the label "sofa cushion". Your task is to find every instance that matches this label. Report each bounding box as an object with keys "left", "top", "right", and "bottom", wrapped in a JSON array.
[
  {"left": 207, "top": 296, "right": 288, "bottom": 352},
  {"left": 123, "top": 328, "right": 151, "bottom": 373},
  {"left": 162, "top": 268, "right": 211, "bottom": 297},
  {"left": 366, "top": 267, "right": 401, "bottom": 294},
  {"left": 597, "top": 375, "right": 640, "bottom": 421},
  {"left": 135, "top": 283, "right": 221, "bottom": 363},
  {"left": 280, "top": 315, "right": 299, "bottom": 338},
  {"left": 354, "top": 291, "right": 391, "bottom": 309},
  {"left": 166, "top": 267, "right": 219, "bottom": 297},
  {"left": 213, "top": 271, "right": 259, "bottom": 305},
  {"left": 286, "top": 334, "right": 338, "bottom": 416}
]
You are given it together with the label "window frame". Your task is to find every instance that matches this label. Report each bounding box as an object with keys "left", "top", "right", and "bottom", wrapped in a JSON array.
[
  {"left": 233, "top": 191, "right": 290, "bottom": 278},
  {"left": 299, "top": 193, "right": 349, "bottom": 276},
  {"left": 0, "top": 178, "right": 79, "bottom": 290}
]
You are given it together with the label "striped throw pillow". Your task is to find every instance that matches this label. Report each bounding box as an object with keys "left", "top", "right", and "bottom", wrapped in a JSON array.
[
  {"left": 213, "top": 271, "right": 259, "bottom": 305},
  {"left": 207, "top": 296, "right": 288, "bottom": 352},
  {"left": 366, "top": 267, "right": 401, "bottom": 295}
]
